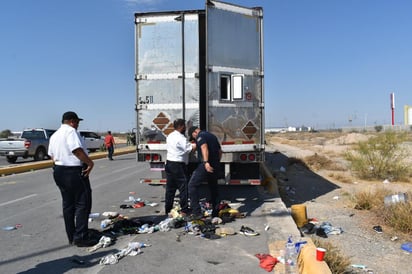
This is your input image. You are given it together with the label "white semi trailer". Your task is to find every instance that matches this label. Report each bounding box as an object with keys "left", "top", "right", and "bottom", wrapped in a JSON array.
[{"left": 134, "top": 0, "right": 264, "bottom": 185}]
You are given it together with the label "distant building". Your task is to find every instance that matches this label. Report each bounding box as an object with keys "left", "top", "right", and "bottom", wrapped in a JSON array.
[
  {"left": 265, "top": 126, "right": 312, "bottom": 133},
  {"left": 404, "top": 105, "right": 412, "bottom": 125}
]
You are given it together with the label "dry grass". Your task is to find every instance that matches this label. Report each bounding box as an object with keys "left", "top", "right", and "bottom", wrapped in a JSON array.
[
  {"left": 327, "top": 172, "right": 353, "bottom": 184},
  {"left": 352, "top": 187, "right": 391, "bottom": 210},
  {"left": 382, "top": 199, "right": 412, "bottom": 234},
  {"left": 313, "top": 238, "right": 351, "bottom": 274},
  {"left": 352, "top": 187, "right": 412, "bottom": 234}
]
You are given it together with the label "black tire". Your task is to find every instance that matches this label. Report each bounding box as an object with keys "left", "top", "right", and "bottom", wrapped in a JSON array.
[
  {"left": 6, "top": 156, "right": 18, "bottom": 163},
  {"left": 34, "top": 147, "right": 47, "bottom": 161}
]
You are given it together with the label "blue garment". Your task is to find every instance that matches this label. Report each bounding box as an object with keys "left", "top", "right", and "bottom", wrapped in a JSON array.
[
  {"left": 188, "top": 130, "right": 221, "bottom": 216},
  {"left": 195, "top": 131, "right": 221, "bottom": 167}
]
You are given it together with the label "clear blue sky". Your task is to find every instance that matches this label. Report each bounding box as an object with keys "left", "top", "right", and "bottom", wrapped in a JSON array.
[{"left": 1, "top": 0, "right": 411, "bottom": 132}]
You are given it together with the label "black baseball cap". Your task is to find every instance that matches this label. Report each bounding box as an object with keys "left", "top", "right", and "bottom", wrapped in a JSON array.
[{"left": 62, "top": 111, "right": 83, "bottom": 123}]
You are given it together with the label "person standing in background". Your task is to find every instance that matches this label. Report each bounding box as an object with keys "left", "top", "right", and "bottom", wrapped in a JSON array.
[
  {"left": 48, "top": 111, "right": 97, "bottom": 247},
  {"left": 104, "top": 131, "right": 116, "bottom": 160},
  {"left": 165, "top": 119, "right": 196, "bottom": 216}
]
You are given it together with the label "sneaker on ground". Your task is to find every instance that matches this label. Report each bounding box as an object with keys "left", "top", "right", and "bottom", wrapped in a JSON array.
[{"left": 239, "top": 225, "right": 259, "bottom": 236}]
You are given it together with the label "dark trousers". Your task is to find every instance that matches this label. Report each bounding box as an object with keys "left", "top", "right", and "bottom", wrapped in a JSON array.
[
  {"left": 165, "top": 161, "right": 189, "bottom": 214},
  {"left": 107, "top": 146, "right": 114, "bottom": 160},
  {"left": 188, "top": 163, "right": 219, "bottom": 216},
  {"left": 53, "top": 165, "right": 92, "bottom": 243}
]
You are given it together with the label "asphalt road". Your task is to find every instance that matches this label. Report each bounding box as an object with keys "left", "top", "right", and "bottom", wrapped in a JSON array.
[{"left": 0, "top": 152, "right": 298, "bottom": 274}]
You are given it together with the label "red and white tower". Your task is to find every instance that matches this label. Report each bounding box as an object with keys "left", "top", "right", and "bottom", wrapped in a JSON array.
[{"left": 390, "top": 92, "right": 395, "bottom": 126}]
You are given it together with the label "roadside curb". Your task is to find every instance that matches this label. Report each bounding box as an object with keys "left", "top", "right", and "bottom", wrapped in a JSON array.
[
  {"left": 0, "top": 147, "right": 136, "bottom": 176},
  {"left": 260, "top": 162, "right": 331, "bottom": 273}
]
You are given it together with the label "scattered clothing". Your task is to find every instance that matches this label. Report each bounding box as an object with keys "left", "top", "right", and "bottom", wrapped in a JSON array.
[{"left": 255, "top": 253, "right": 278, "bottom": 272}]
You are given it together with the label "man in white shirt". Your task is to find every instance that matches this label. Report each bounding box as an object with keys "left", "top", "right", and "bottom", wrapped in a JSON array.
[
  {"left": 48, "top": 111, "right": 96, "bottom": 247},
  {"left": 165, "top": 119, "right": 196, "bottom": 216}
]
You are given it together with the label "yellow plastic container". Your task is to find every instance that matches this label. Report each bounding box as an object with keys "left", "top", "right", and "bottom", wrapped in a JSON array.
[{"left": 291, "top": 204, "right": 308, "bottom": 228}]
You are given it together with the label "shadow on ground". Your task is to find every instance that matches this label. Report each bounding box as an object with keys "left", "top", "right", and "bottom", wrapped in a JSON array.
[
  {"left": 265, "top": 151, "right": 340, "bottom": 208},
  {"left": 16, "top": 249, "right": 116, "bottom": 274}
]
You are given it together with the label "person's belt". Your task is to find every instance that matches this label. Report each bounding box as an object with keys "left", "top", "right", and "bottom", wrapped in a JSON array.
[
  {"left": 54, "top": 165, "right": 82, "bottom": 169},
  {"left": 166, "top": 160, "right": 185, "bottom": 164}
]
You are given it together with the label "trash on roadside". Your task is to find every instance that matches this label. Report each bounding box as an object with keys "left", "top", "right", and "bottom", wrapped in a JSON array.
[
  {"left": 99, "top": 241, "right": 151, "bottom": 265},
  {"left": 102, "top": 212, "right": 119, "bottom": 218},
  {"left": 384, "top": 193, "right": 408, "bottom": 206},
  {"left": 255, "top": 253, "right": 278, "bottom": 272},
  {"left": 133, "top": 202, "right": 145, "bottom": 208},
  {"left": 100, "top": 219, "right": 113, "bottom": 230},
  {"left": 401, "top": 242, "right": 412, "bottom": 253},
  {"left": 87, "top": 236, "right": 113, "bottom": 252},
  {"left": 89, "top": 213, "right": 100, "bottom": 218},
  {"left": 321, "top": 222, "right": 343, "bottom": 235},
  {"left": 373, "top": 225, "right": 383, "bottom": 233},
  {"left": 351, "top": 264, "right": 367, "bottom": 270},
  {"left": 2, "top": 226, "right": 17, "bottom": 231}
]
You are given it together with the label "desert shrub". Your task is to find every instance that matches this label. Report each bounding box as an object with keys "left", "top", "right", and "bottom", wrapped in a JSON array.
[
  {"left": 345, "top": 131, "right": 410, "bottom": 181},
  {"left": 287, "top": 157, "right": 309, "bottom": 169},
  {"left": 0, "top": 129, "right": 12, "bottom": 138},
  {"left": 327, "top": 172, "right": 353, "bottom": 183},
  {"left": 303, "top": 153, "right": 332, "bottom": 171},
  {"left": 374, "top": 125, "right": 383, "bottom": 132},
  {"left": 381, "top": 198, "right": 412, "bottom": 234},
  {"left": 353, "top": 188, "right": 412, "bottom": 233},
  {"left": 313, "top": 239, "right": 351, "bottom": 274},
  {"left": 352, "top": 188, "right": 391, "bottom": 210}
]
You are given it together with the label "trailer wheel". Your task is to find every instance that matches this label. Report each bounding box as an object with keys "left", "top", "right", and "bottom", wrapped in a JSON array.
[
  {"left": 6, "top": 156, "right": 18, "bottom": 163},
  {"left": 34, "top": 147, "right": 47, "bottom": 161}
]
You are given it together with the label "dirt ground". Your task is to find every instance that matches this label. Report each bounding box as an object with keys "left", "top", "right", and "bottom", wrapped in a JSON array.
[{"left": 265, "top": 132, "right": 412, "bottom": 274}]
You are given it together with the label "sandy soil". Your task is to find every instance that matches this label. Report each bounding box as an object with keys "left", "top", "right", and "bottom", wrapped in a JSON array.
[{"left": 265, "top": 132, "right": 412, "bottom": 274}]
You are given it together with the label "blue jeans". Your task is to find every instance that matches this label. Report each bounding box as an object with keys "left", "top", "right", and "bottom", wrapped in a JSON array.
[
  {"left": 188, "top": 163, "right": 219, "bottom": 216},
  {"left": 165, "top": 161, "right": 189, "bottom": 214},
  {"left": 53, "top": 165, "right": 92, "bottom": 243}
]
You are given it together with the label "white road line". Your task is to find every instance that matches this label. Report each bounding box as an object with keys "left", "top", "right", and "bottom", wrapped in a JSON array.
[{"left": 0, "top": 193, "right": 38, "bottom": 207}]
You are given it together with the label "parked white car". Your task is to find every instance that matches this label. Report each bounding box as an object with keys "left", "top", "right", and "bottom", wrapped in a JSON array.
[{"left": 79, "top": 131, "right": 104, "bottom": 152}]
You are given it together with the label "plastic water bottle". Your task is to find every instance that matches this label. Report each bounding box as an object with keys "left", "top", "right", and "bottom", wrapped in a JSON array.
[
  {"left": 100, "top": 219, "right": 112, "bottom": 229},
  {"left": 89, "top": 213, "right": 100, "bottom": 218},
  {"left": 285, "top": 236, "right": 297, "bottom": 274}
]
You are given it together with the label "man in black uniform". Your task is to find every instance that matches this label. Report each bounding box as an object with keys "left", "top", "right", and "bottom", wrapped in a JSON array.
[{"left": 187, "top": 126, "right": 222, "bottom": 219}]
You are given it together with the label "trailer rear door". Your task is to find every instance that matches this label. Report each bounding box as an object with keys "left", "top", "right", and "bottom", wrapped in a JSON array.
[{"left": 205, "top": 1, "right": 264, "bottom": 149}]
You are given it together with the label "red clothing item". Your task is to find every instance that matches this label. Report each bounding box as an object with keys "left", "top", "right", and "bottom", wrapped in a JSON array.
[{"left": 104, "top": 134, "right": 115, "bottom": 148}]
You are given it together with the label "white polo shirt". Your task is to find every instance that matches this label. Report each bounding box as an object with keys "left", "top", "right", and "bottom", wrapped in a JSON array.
[
  {"left": 48, "top": 124, "right": 87, "bottom": 166},
  {"left": 166, "top": 130, "right": 193, "bottom": 164}
]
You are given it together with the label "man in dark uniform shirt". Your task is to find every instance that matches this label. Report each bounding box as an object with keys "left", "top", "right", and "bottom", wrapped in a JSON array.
[{"left": 187, "top": 126, "right": 222, "bottom": 219}]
